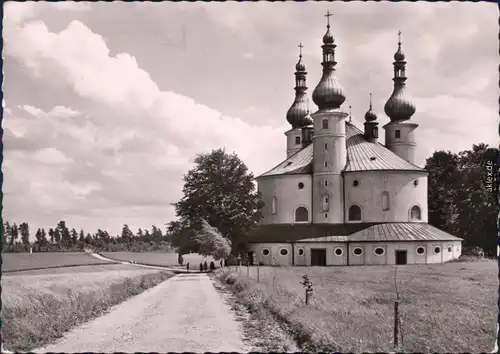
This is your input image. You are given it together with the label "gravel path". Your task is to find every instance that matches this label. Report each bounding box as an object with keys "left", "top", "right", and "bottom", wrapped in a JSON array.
[{"left": 36, "top": 273, "right": 250, "bottom": 353}]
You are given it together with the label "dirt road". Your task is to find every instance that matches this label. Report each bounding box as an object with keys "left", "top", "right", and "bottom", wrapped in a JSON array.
[{"left": 36, "top": 273, "right": 250, "bottom": 353}]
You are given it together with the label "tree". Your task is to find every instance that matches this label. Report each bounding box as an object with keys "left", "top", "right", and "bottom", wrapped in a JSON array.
[
  {"left": 57, "top": 221, "right": 71, "bottom": 247},
  {"left": 137, "top": 228, "right": 144, "bottom": 241},
  {"left": 79, "top": 229, "right": 85, "bottom": 244},
  {"left": 48, "top": 228, "right": 55, "bottom": 244},
  {"left": 41, "top": 229, "right": 47, "bottom": 247},
  {"left": 35, "top": 228, "right": 44, "bottom": 246},
  {"left": 85, "top": 233, "right": 93, "bottom": 246},
  {"left": 426, "top": 144, "right": 499, "bottom": 257},
  {"left": 3, "top": 222, "right": 11, "bottom": 250},
  {"left": 71, "top": 228, "right": 78, "bottom": 246},
  {"left": 19, "top": 222, "right": 30, "bottom": 247},
  {"left": 194, "top": 219, "right": 232, "bottom": 261},
  {"left": 10, "top": 223, "right": 19, "bottom": 247},
  {"left": 121, "top": 224, "right": 134, "bottom": 244},
  {"left": 54, "top": 228, "right": 61, "bottom": 246},
  {"left": 172, "top": 148, "right": 263, "bottom": 254}
]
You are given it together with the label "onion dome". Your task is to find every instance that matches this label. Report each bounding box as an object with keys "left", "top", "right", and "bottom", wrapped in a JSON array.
[
  {"left": 312, "top": 10, "right": 346, "bottom": 111},
  {"left": 286, "top": 43, "right": 312, "bottom": 128},
  {"left": 365, "top": 93, "right": 378, "bottom": 122},
  {"left": 384, "top": 31, "right": 416, "bottom": 122}
]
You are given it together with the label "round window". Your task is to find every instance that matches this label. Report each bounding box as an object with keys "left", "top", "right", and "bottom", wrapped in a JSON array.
[
  {"left": 334, "top": 248, "right": 343, "bottom": 256},
  {"left": 298, "top": 248, "right": 304, "bottom": 256},
  {"left": 353, "top": 248, "right": 363, "bottom": 256},
  {"left": 280, "top": 249, "right": 288, "bottom": 256},
  {"left": 414, "top": 179, "right": 419, "bottom": 187},
  {"left": 374, "top": 247, "right": 385, "bottom": 256},
  {"left": 262, "top": 248, "right": 270, "bottom": 256},
  {"left": 353, "top": 180, "right": 359, "bottom": 187},
  {"left": 298, "top": 182, "right": 304, "bottom": 189},
  {"left": 434, "top": 247, "right": 441, "bottom": 254},
  {"left": 416, "top": 247, "right": 425, "bottom": 255}
]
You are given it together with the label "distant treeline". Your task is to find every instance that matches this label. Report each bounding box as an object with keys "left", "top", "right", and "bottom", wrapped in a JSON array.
[{"left": 1, "top": 221, "right": 173, "bottom": 253}]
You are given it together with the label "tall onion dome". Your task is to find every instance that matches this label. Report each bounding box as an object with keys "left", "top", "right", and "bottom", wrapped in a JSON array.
[
  {"left": 286, "top": 43, "right": 313, "bottom": 128},
  {"left": 312, "top": 10, "right": 346, "bottom": 111},
  {"left": 384, "top": 31, "right": 416, "bottom": 122},
  {"left": 365, "top": 93, "right": 378, "bottom": 122}
]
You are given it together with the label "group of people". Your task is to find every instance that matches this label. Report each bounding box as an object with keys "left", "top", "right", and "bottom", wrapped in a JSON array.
[{"left": 185, "top": 260, "right": 224, "bottom": 272}]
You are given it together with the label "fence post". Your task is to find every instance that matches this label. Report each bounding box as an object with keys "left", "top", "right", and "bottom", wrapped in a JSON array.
[
  {"left": 257, "top": 264, "right": 260, "bottom": 282},
  {"left": 394, "top": 300, "right": 399, "bottom": 351},
  {"left": 247, "top": 263, "right": 249, "bottom": 277}
]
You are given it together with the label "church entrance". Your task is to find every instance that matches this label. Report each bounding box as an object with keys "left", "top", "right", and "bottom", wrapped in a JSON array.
[
  {"left": 395, "top": 250, "right": 407, "bottom": 265},
  {"left": 310, "top": 248, "right": 327, "bottom": 266}
]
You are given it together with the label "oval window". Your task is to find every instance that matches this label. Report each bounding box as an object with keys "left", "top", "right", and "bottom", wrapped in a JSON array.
[
  {"left": 334, "top": 248, "right": 343, "bottom": 256},
  {"left": 434, "top": 247, "right": 441, "bottom": 254},
  {"left": 280, "top": 249, "right": 288, "bottom": 256},
  {"left": 416, "top": 246, "right": 425, "bottom": 255},
  {"left": 353, "top": 248, "right": 363, "bottom": 256},
  {"left": 298, "top": 182, "right": 304, "bottom": 189},
  {"left": 262, "top": 248, "right": 270, "bottom": 256},
  {"left": 447, "top": 247, "right": 452, "bottom": 252},
  {"left": 298, "top": 248, "right": 304, "bottom": 256},
  {"left": 414, "top": 180, "right": 419, "bottom": 187},
  {"left": 353, "top": 180, "right": 359, "bottom": 187},
  {"left": 374, "top": 247, "right": 385, "bottom": 256}
]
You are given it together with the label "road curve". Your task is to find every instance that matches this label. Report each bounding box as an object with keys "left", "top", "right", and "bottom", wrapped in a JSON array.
[{"left": 36, "top": 273, "right": 250, "bottom": 353}]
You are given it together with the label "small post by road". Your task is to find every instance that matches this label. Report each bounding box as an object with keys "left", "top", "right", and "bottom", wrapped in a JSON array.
[
  {"left": 394, "top": 300, "right": 400, "bottom": 351},
  {"left": 257, "top": 263, "right": 260, "bottom": 282},
  {"left": 246, "top": 262, "right": 249, "bottom": 277}
]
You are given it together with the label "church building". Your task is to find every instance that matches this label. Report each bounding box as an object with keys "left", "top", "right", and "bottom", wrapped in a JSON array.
[{"left": 246, "top": 13, "right": 463, "bottom": 266}]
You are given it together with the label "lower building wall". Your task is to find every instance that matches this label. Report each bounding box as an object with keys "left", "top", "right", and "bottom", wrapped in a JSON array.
[{"left": 247, "top": 241, "right": 462, "bottom": 266}]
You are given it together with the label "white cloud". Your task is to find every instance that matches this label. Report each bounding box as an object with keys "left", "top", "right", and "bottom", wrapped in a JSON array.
[{"left": 34, "top": 148, "right": 73, "bottom": 165}]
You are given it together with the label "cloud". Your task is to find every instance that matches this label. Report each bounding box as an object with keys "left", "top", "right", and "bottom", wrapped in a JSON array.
[{"left": 3, "top": 12, "right": 285, "bottom": 234}]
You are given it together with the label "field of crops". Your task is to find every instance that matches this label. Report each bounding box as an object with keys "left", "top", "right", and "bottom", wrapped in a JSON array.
[
  {"left": 3, "top": 263, "right": 174, "bottom": 351},
  {"left": 224, "top": 260, "right": 497, "bottom": 353},
  {"left": 101, "top": 251, "right": 217, "bottom": 268},
  {"left": 2, "top": 252, "right": 116, "bottom": 272}
]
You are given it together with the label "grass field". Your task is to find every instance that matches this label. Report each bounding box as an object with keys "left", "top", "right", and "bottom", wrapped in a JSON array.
[
  {"left": 101, "top": 251, "right": 217, "bottom": 268},
  {"left": 2, "top": 252, "right": 116, "bottom": 272},
  {"left": 219, "top": 260, "right": 497, "bottom": 353},
  {"left": 2, "top": 263, "right": 175, "bottom": 351}
]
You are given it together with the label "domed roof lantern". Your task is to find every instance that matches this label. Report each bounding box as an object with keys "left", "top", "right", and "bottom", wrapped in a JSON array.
[
  {"left": 312, "top": 10, "right": 347, "bottom": 111},
  {"left": 286, "top": 43, "right": 312, "bottom": 128},
  {"left": 365, "top": 93, "right": 378, "bottom": 122},
  {"left": 384, "top": 31, "right": 416, "bottom": 122}
]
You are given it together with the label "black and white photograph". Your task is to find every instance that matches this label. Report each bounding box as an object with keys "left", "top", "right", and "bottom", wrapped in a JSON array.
[{"left": 2, "top": 2, "right": 498, "bottom": 353}]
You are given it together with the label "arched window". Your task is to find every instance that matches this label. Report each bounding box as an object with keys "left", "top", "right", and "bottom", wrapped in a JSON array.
[
  {"left": 272, "top": 197, "right": 277, "bottom": 215},
  {"left": 322, "top": 195, "right": 329, "bottom": 212},
  {"left": 295, "top": 136, "right": 301, "bottom": 145},
  {"left": 295, "top": 206, "right": 309, "bottom": 222},
  {"left": 382, "top": 191, "right": 390, "bottom": 211},
  {"left": 348, "top": 205, "right": 361, "bottom": 221},
  {"left": 322, "top": 119, "right": 329, "bottom": 129},
  {"left": 410, "top": 206, "right": 421, "bottom": 221}
]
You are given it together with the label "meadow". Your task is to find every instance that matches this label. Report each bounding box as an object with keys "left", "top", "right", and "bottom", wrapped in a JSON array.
[
  {"left": 101, "top": 251, "right": 217, "bottom": 268},
  {"left": 218, "top": 260, "right": 497, "bottom": 353},
  {"left": 2, "top": 263, "right": 175, "bottom": 352},
  {"left": 2, "top": 252, "right": 116, "bottom": 272}
]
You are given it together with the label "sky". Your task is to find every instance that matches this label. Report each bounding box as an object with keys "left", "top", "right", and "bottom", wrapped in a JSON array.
[{"left": 3, "top": 2, "right": 498, "bottom": 237}]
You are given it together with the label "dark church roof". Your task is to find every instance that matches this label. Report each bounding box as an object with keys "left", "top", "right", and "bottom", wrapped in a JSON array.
[
  {"left": 258, "top": 122, "right": 425, "bottom": 178},
  {"left": 246, "top": 223, "right": 462, "bottom": 244}
]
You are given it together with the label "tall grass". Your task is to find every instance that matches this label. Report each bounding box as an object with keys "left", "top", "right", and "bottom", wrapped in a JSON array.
[
  {"left": 2, "top": 265, "right": 175, "bottom": 352},
  {"left": 218, "top": 260, "right": 496, "bottom": 353}
]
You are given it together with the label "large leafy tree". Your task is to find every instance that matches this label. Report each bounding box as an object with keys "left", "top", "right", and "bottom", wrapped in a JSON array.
[
  {"left": 170, "top": 148, "right": 263, "bottom": 254},
  {"left": 19, "top": 222, "right": 30, "bottom": 247},
  {"left": 426, "top": 143, "right": 499, "bottom": 256}
]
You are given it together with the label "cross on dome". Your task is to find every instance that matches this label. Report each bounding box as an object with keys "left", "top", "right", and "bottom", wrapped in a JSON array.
[{"left": 325, "top": 10, "right": 332, "bottom": 28}]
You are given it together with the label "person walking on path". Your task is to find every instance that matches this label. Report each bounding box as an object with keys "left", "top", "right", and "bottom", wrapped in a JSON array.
[
  {"left": 203, "top": 261, "right": 208, "bottom": 272},
  {"left": 200, "top": 263, "right": 203, "bottom": 272},
  {"left": 186, "top": 262, "right": 190, "bottom": 271}
]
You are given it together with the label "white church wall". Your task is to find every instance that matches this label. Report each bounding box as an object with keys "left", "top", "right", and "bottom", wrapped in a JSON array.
[
  {"left": 258, "top": 174, "right": 312, "bottom": 224},
  {"left": 248, "top": 243, "right": 293, "bottom": 266},
  {"left": 294, "top": 242, "right": 348, "bottom": 266},
  {"left": 344, "top": 171, "right": 428, "bottom": 223}
]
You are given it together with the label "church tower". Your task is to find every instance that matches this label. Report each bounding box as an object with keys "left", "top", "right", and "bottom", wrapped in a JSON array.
[
  {"left": 311, "top": 11, "right": 349, "bottom": 224},
  {"left": 285, "top": 43, "right": 312, "bottom": 158},
  {"left": 364, "top": 93, "right": 379, "bottom": 143},
  {"left": 383, "top": 32, "right": 419, "bottom": 165}
]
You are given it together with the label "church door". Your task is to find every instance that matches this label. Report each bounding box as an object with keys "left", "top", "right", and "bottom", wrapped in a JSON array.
[
  {"left": 310, "top": 248, "right": 327, "bottom": 266},
  {"left": 395, "top": 250, "right": 407, "bottom": 265}
]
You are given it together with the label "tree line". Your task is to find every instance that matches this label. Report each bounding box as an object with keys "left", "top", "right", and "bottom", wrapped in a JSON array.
[{"left": 2, "top": 221, "right": 173, "bottom": 253}]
